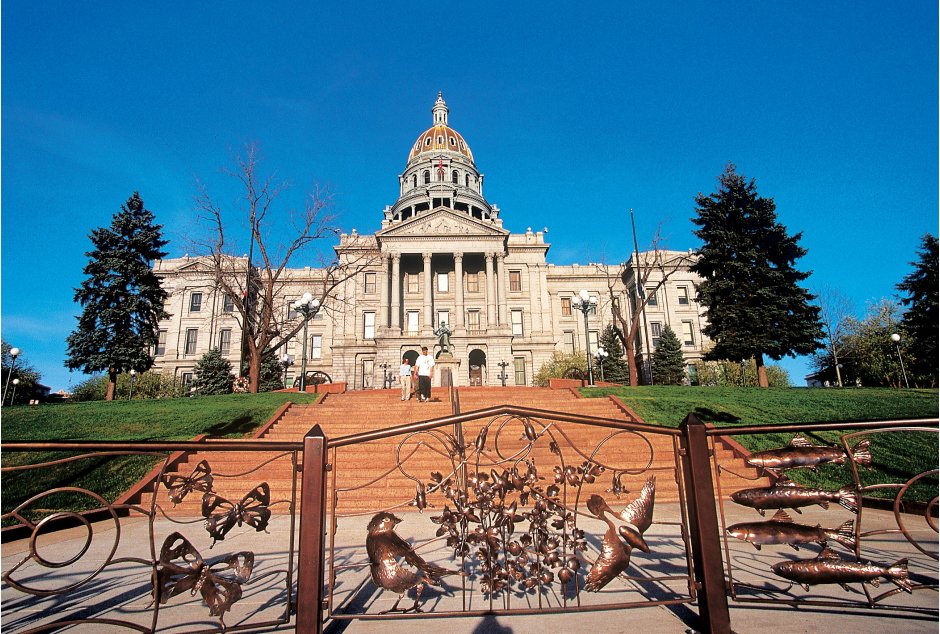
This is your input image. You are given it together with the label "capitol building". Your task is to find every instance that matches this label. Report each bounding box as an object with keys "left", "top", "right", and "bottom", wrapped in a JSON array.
[{"left": 152, "top": 95, "right": 709, "bottom": 389}]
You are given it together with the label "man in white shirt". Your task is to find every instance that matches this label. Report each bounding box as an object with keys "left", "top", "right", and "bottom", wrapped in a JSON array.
[{"left": 415, "top": 346, "right": 434, "bottom": 402}]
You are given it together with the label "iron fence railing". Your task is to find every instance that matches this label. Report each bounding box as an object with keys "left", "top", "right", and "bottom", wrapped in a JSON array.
[{"left": 2, "top": 412, "right": 937, "bottom": 634}]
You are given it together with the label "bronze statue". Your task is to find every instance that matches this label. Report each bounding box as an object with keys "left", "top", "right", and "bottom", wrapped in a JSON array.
[
  {"left": 771, "top": 548, "right": 911, "bottom": 593},
  {"left": 746, "top": 435, "right": 872, "bottom": 471},
  {"left": 731, "top": 477, "right": 858, "bottom": 515},
  {"left": 434, "top": 322, "right": 452, "bottom": 355},
  {"left": 726, "top": 509, "right": 856, "bottom": 550},
  {"left": 366, "top": 512, "right": 462, "bottom": 612}
]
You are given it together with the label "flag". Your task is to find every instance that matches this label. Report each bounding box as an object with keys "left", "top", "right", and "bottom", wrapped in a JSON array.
[{"left": 437, "top": 155, "right": 445, "bottom": 179}]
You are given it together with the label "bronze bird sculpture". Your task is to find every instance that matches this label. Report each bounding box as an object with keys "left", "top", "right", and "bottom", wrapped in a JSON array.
[
  {"left": 584, "top": 494, "right": 651, "bottom": 591},
  {"left": 366, "top": 512, "right": 461, "bottom": 613},
  {"left": 612, "top": 475, "right": 656, "bottom": 534}
]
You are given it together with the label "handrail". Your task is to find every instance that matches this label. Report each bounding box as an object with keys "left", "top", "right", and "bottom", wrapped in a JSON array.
[
  {"left": 327, "top": 403, "right": 682, "bottom": 449},
  {"left": 1, "top": 439, "right": 304, "bottom": 452},
  {"left": 706, "top": 417, "right": 938, "bottom": 436}
]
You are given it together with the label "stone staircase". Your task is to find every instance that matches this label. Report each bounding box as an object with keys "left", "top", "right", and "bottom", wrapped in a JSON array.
[{"left": 148, "top": 387, "right": 769, "bottom": 518}]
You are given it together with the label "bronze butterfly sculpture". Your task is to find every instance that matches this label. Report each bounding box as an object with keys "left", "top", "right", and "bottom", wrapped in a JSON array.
[
  {"left": 163, "top": 460, "right": 214, "bottom": 505},
  {"left": 201, "top": 483, "right": 272, "bottom": 547},
  {"left": 155, "top": 532, "right": 253, "bottom": 618}
]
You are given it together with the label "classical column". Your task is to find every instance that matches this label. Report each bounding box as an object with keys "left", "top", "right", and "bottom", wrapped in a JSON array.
[
  {"left": 423, "top": 253, "right": 433, "bottom": 332},
  {"left": 379, "top": 255, "right": 390, "bottom": 328},
  {"left": 391, "top": 254, "right": 401, "bottom": 331},
  {"left": 529, "top": 265, "right": 543, "bottom": 333},
  {"left": 485, "top": 253, "right": 496, "bottom": 329},
  {"left": 496, "top": 253, "right": 507, "bottom": 327},
  {"left": 454, "top": 253, "right": 465, "bottom": 328}
]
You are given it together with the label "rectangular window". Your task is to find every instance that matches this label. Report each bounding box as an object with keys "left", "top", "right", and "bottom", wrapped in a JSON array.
[
  {"left": 156, "top": 330, "right": 167, "bottom": 356},
  {"left": 437, "top": 310, "right": 450, "bottom": 327},
  {"left": 310, "top": 334, "right": 322, "bottom": 359},
  {"left": 509, "top": 270, "right": 522, "bottom": 292},
  {"left": 650, "top": 322, "right": 662, "bottom": 348},
  {"left": 561, "top": 297, "right": 572, "bottom": 316},
  {"left": 189, "top": 292, "right": 203, "bottom": 312},
  {"left": 467, "top": 309, "right": 481, "bottom": 331},
  {"left": 364, "top": 272, "right": 376, "bottom": 294},
  {"left": 589, "top": 295, "right": 598, "bottom": 315},
  {"left": 511, "top": 309, "right": 524, "bottom": 336},
  {"left": 646, "top": 287, "right": 658, "bottom": 306},
  {"left": 563, "top": 331, "right": 575, "bottom": 354},
  {"left": 363, "top": 312, "right": 375, "bottom": 339},
  {"left": 288, "top": 298, "right": 299, "bottom": 320},
  {"left": 181, "top": 372, "right": 193, "bottom": 387},
  {"left": 612, "top": 296, "right": 620, "bottom": 310},
  {"left": 184, "top": 328, "right": 198, "bottom": 355},
  {"left": 629, "top": 287, "right": 638, "bottom": 313},
  {"left": 677, "top": 286, "right": 690, "bottom": 306},
  {"left": 682, "top": 320, "right": 695, "bottom": 346},
  {"left": 407, "top": 311, "right": 420, "bottom": 334},
  {"left": 437, "top": 272, "right": 449, "bottom": 292},
  {"left": 407, "top": 273, "right": 419, "bottom": 294},
  {"left": 222, "top": 295, "right": 235, "bottom": 313},
  {"left": 218, "top": 329, "right": 231, "bottom": 355},
  {"left": 362, "top": 359, "right": 374, "bottom": 389},
  {"left": 466, "top": 271, "right": 480, "bottom": 293},
  {"left": 514, "top": 357, "right": 526, "bottom": 386}
]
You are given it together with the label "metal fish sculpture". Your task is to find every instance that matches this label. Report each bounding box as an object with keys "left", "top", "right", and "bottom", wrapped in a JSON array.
[
  {"left": 746, "top": 435, "right": 872, "bottom": 471},
  {"left": 727, "top": 509, "right": 855, "bottom": 550},
  {"left": 731, "top": 477, "right": 858, "bottom": 515},
  {"left": 771, "top": 548, "right": 912, "bottom": 593}
]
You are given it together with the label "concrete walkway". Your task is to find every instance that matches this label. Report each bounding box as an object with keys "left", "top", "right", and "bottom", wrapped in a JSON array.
[{"left": 2, "top": 503, "right": 936, "bottom": 633}]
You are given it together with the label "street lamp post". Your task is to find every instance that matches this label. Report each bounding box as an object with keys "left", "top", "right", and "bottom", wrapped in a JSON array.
[
  {"left": 595, "top": 347, "right": 609, "bottom": 383},
  {"left": 497, "top": 360, "right": 510, "bottom": 387},
  {"left": 10, "top": 378, "right": 20, "bottom": 405},
  {"left": 572, "top": 290, "right": 598, "bottom": 386},
  {"left": 890, "top": 333, "right": 910, "bottom": 389},
  {"left": 379, "top": 362, "right": 391, "bottom": 389},
  {"left": 129, "top": 369, "right": 137, "bottom": 400},
  {"left": 280, "top": 354, "right": 293, "bottom": 389},
  {"left": 3, "top": 347, "right": 21, "bottom": 406},
  {"left": 292, "top": 293, "right": 322, "bottom": 392}
]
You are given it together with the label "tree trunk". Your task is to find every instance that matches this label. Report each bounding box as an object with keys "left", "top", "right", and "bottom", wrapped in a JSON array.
[
  {"left": 755, "top": 353, "right": 769, "bottom": 388},
  {"left": 247, "top": 353, "right": 261, "bottom": 393},
  {"left": 106, "top": 368, "right": 118, "bottom": 401}
]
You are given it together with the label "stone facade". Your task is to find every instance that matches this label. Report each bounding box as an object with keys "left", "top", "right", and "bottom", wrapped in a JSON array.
[{"left": 151, "top": 95, "right": 709, "bottom": 389}]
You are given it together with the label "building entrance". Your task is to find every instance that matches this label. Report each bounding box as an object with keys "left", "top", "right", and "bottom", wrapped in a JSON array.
[{"left": 468, "top": 349, "right": 486, "bottom": 386}]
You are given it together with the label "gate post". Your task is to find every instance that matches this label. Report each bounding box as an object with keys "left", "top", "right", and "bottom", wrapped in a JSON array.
[
  {"left": 679, "top": 413, "right": 731, "bottom": 634},
  {"left": 297, "top": 424, "right": 328, "bottom": 633}
]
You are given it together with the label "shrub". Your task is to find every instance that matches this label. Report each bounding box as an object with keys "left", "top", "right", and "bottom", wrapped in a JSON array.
[
  {"left": 534, "top": 351, "right": 588, "bottom": 387},
  {"left": 192, "top": 349, "right": 234, "bottom": 396}
]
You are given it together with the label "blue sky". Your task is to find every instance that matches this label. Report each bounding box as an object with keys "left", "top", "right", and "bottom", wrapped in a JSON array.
[{"left": 3, "top": 2, "right": 937, "bottom": 392}]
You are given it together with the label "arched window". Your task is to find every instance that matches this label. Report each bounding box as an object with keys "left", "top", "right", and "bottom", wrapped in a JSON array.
[
  {"left": 423, "top": 170, "right": 430, "bottom": 185},
  {"left": 412, "top": 174, "right": 417, "bottom": 188},
  {"left": 465, "top": 174, "right": 470, "bottom": 188},
  {"left": 452, "top": 170, "right": 459, "bottom": 184}
]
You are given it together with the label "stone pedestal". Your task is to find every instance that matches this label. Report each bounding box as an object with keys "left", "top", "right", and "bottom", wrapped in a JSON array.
[{"left": 434, "top": 356, "right": 461, "bottom": 387}]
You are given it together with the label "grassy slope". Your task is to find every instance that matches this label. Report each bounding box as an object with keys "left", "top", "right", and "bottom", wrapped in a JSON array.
[
  {"left": 583, "top": 386, "right": 938, "bottom": 501},
  {"left": 2, "top": 392, "right": 320, "bottom": 520}
]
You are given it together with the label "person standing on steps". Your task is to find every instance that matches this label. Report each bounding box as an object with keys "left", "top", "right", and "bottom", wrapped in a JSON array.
[
  {"left": 399, "top": 356, "right": 413, "bottom": 401},
  {"left": 415, "top": 346, "right": 435, "bottom": 402}
]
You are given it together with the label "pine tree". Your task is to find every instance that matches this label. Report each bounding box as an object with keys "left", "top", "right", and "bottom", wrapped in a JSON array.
[
  {"left": 896, "top": 234, "right": 938, "bottom": 386},
  {"left": 691, "top": 164, "right": 822, "bottom": 387},
  {"left": 193, "top": 349, "right": 235, "bottom": 395},
  {"left": 652, "top": 325, "right": 686, "bottom": 385},
  {"left": 597, "top": 325, "right": 630, "bottom": 384},
  {"left": 65, "top": 193, "right": 169, "bottom": 400}
]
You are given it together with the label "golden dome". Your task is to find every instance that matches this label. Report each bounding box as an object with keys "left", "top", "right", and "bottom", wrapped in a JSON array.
[{"left": 408, "top": 124, "right": 474, "bottom": 163}]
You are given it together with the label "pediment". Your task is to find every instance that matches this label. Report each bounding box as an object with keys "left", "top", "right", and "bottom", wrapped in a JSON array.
[{"left": 377, "top": 207, "right": 508, "bottom": 239}]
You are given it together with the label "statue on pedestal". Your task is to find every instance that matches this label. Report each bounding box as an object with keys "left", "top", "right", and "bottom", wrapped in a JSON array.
[{"left": 434, "top": 322, "right": 452, "bottom": 356}]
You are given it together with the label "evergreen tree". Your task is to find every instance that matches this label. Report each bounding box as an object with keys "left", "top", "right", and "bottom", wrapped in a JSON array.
[
  {"left": 193, "top": 349, "right": 235, "bottom": 395},
  {"left": 597, "top": 325, "right": 630, "bottom": 384},
  {"left": 65, "top": 193, "right": 169, "bottom": 400},
  {"left": 691, "top": 164, "right": 822, "bottom": 387},
  {"left": 241, "top": 352, "right": 289, "bottom": 392},
  {"left": 896, "top": 234, "right": 938, "bottom": 386},
  {"left": 651, "top": 325, "right": 686, "bottom": 385}
]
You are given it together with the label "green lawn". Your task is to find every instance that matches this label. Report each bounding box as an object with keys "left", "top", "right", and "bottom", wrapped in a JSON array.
[
  {"left": 2, "top": 392, "right": 320, "bottom": 523},
  {"left": 583, "top": 386, "right": 938, "bottom": 502}
]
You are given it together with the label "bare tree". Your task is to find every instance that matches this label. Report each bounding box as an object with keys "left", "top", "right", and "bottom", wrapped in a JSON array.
[
  {"left": 193, "top": 144, "right": 375, "bottom": 392},
  {"left": 597, "top": 232, "right": 693, "bottom": 386},
  {"left": 816, "top": 286, "right": 854, "bottom": 387}
]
